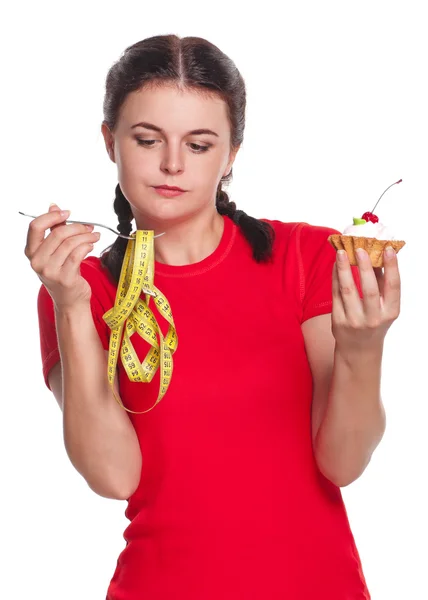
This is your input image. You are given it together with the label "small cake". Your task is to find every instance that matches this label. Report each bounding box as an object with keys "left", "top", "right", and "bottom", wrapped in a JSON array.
[{"left": 328, "top": 179, "right": 406, "bottom": 267}]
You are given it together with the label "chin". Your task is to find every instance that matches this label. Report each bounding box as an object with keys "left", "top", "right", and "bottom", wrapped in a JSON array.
[{"left": 142, "top": 205, "right": 195, "bottom": 225}]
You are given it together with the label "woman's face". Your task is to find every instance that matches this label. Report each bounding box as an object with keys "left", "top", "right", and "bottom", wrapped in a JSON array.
[{"left": 102, "top": 84, "right": 239, "bottom": 226}]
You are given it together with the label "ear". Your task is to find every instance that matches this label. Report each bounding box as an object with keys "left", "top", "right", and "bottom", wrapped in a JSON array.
[
  {"left": 223, "top": 146, "right": 240, "bottom": 177},
  {"left": 101, "top": 122, "right": 116, "bottom": 163}
]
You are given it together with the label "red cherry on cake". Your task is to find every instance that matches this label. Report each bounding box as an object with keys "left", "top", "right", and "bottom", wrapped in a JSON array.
[{"left": 361, "top": 212, "right": 379, "bottom": 224}]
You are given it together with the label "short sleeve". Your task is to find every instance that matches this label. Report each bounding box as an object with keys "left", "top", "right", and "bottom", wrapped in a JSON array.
[
  {"left": 37, "top": 260, "right": 113, "bottom": 391},
  {"left": 297, "top": 223, "right": 363, "bottom": 324}
]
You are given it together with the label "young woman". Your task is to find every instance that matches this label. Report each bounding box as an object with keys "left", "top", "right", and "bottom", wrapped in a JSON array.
[{"left": 25, "top": 34, "right": 401, "bottom": 599}]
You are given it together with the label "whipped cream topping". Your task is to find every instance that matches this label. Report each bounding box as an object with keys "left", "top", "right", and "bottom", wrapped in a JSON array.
[{"left": 343, "top": 220, "right": 397, "bottom": 240}]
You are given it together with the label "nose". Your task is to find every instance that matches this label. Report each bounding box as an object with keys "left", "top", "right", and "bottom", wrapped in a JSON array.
[{"left": 160, "top": 144, "right": 184, "bottom": 175}]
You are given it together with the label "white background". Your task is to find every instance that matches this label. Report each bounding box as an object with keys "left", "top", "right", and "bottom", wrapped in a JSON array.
[{"left": 3, "top": 1, "right": 427, "bottom": 598}]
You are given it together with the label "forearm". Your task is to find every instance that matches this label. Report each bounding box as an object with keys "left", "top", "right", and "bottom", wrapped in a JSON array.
[
  {"left": 55, "top": 303, "right": 142, "bottom": 499},
  {"left": 314, "top": 344, "right": 386, "bottom": 487}
]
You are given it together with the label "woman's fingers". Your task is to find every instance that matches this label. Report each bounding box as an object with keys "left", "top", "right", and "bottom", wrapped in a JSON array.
[
  {"left": 34, "top": 227, "right": 100, "bottom": 273},
  {"left": 25, "top": 204, "right": 101, "bottom": 292},
  {"left": 48, "top": 203, "right": 67, "bottom": 233},
  {"left": 60, "top": 240, "right": 99, "bottom": 286},
  {"left": 24, "top": 207, "right": 71, "bottom": 260},
  {"left": 24, "top": 205, "right": 101, "bottom": 308},
  {"left": 52, "top": 230, "right": 100, "bottom": 272}
]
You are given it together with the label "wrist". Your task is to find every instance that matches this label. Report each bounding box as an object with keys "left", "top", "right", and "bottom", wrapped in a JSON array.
[
  {"left": 54, "top": 300, "right": 92, "bottom": 319},
  {"left": 334, "top": 341, "right": 384, "bottom": 371}
]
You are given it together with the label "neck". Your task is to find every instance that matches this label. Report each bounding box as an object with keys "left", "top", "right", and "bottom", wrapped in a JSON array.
[{"left": 135, "top": 209, "right": 225, "bottom": 266}]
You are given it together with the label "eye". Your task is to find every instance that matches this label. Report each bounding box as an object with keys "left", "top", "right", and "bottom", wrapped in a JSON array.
[
  {"left": 135, "top": 138, "right": 211, "bottom": 153},
  {"left": 136, "top": 139, "right": 156, "bottom": 147},
  {"left": 189, "top": 143, "right": 210, "bottom": 153}
]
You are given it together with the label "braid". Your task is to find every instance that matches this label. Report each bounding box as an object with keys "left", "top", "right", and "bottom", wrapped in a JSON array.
[
  {"left": 100, "top": 184, "right": 134, "bottom": 284},
  {"left": 216, "top": 186, "right": 237, "bottom": 219},
  {"left": 215, "top": 180, "right": 274, "bottom": 262},
  {"left": 114, "top": 184, "right": 134, "bottom": 236}
]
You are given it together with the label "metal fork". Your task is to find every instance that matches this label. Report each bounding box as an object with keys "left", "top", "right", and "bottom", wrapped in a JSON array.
[{"left": 18, "top": 211, "right": 165, "bottom": 240}]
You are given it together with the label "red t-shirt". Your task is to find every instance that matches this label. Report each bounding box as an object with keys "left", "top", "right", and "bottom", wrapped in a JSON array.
[{"left": 37, "top": 216, "right": 370, "bottom": 599}]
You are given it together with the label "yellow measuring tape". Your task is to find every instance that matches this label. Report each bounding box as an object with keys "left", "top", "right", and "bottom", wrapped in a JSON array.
[{"left": 102, "top": 230, "right": 178, "bottom": 414}]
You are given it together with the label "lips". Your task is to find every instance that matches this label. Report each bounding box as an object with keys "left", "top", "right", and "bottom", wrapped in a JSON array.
[{"left": 154, "top": 185, "right": 186, "bottom": 192}]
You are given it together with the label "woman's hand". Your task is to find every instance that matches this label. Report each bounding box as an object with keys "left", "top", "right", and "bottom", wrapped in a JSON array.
[
  {"left": 332, "top": 247, "right": 401, "bottom": 358},
  {"left": 24, "top": 203, "right": 101, "bottom": 309}
]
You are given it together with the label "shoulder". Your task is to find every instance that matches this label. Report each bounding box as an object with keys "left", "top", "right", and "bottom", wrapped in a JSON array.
[
  {"left": 80, "top": 255, "right": 117, "bottom": 310},
  {"left": 260, "top": 218, "right": 341, "bottom": 255},
  {"left": 258, "top": 219, "right": 302, "bottom": 257},
  {"left": 296, "top": 222, "right": 341, "bottom": 262},
  {"left": 260, "top": 218, "right": 301, "bottom": 238},
  {"left": 298, "top": 222, "right": 341, "bottom": 242},
  {"left": 79, "top": 255, "right": 117, "bottom": 292},
  {"left": 261, "top": 218, "right": 340, "bottom": 237},
  {"left": 80, "top": 255, "right": 113, "bottom": 281}
]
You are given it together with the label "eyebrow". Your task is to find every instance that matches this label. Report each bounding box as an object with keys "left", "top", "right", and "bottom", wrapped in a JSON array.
[{"left": 131, "top": 121, "right": 219, "bottom": 137}]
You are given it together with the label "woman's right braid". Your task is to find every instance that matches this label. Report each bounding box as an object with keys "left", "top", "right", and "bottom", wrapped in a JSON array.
[
  {"left": 114, "top": 184, "right": 133, "bottom": 236},
  {"left": 100, "top": 184, "right": 134, "bottom": 283}
]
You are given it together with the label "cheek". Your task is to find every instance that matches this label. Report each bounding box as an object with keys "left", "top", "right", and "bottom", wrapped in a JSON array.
[
  {"left": 192, "top": 153, "right": 224, "bottom": 185},
  {"left": 117, "top": 144, "right": 154, "bottom": 181}
]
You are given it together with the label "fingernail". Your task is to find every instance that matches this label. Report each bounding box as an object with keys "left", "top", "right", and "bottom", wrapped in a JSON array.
[
  {"left": 60, "top": 210, "right": 70, "bottom": 217},
  {"left": 356, "top": 248, "right": 367, "bottom": 259},
  {"left": 337, "top": 250, "right": 348, "bottom": 262},
  {"left": 49, "top": 203, "right": 58, "bottom": 208},
  {"left": 385, "top": 246, "right": 395, "bottom": 258}
]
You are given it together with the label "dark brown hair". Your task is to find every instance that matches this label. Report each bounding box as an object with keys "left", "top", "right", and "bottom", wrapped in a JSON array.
[{"left": 100, "top": 35, "right": 274, "bottom": 283}]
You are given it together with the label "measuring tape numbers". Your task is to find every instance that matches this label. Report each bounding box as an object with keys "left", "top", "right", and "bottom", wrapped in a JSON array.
[{"left": 102, "top": 230, "right": 178, "bottom": 414}]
